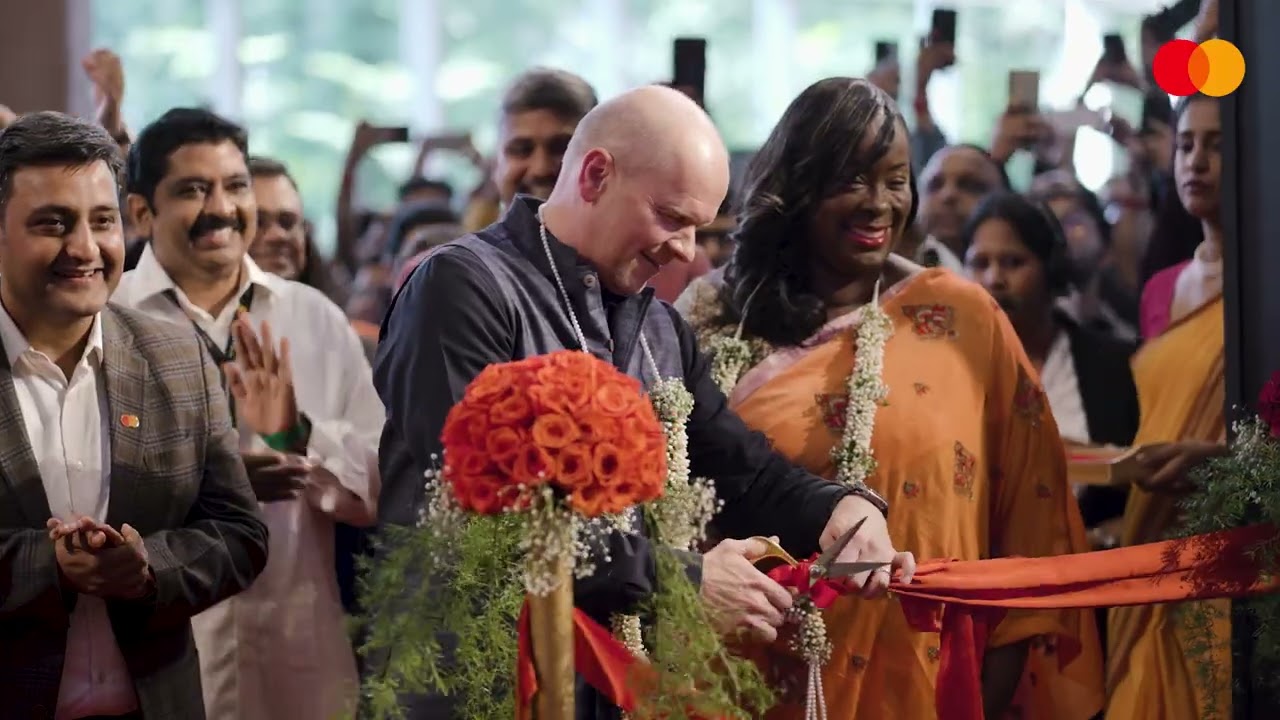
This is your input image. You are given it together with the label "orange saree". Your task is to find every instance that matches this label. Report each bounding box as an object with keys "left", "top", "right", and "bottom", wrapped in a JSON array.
[
  {"left": 1105, "top": 296, "right": 1227, "bottom": 720},
  {"left": 730, "top": 269, "right": 1103, "bottom": 719}
]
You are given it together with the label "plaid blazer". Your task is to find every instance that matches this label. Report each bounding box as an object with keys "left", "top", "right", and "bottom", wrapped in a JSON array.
[{"left": 0, "top": 304, "right": 269, "bottom": 720}]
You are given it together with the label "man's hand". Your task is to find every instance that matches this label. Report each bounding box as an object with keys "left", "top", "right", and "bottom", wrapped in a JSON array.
[
  {"left": 700, "top": 537, "right": 794, "bottom": 643},
  {"left": 990, "top": 110, "right": 1051, "bottom": 164},
  {"left": 81, "top": 48, "right": 125, "bottom": 136},
  {"left": 225, "top": 318, "right": 300, "bottom": 437},
  {"left": 820, "top": 495, "right": 915, "bottom": 598},
  {"left": 47, "top": 514, "right": 123, "bottom": 550},
  {"left": 50, "top": 518, "right": 152, "bottom": 599},
  {"left": 242, "top": 449, "right": 310, "bottom": 502},
  {"left": 1133, "top": 441, "right": 1228, "bottom": 494}
]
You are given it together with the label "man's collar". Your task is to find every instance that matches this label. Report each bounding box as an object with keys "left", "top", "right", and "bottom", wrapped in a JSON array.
[
  {"left": 132, "top": 242, "right": 281, "bottom": 305},
  {"left": 504, "top": 194, "right": 595, "bottom": 282},
  {"left": 0, "top": 299, "right": 103, "bottom": 369}
]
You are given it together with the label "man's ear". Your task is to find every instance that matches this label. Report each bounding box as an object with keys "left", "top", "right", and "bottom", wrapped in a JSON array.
[
  {"left": 576, "top": 149, "right": 614, "bottom": 204},
  {"left": 126, "top": 193, "right": 153, "bottom": 237}
]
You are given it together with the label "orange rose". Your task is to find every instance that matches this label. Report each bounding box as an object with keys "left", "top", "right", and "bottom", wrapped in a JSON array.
[
  {"left": 615, "top": 415, "right": 656, "bottom": 452},
  {"left": 556, "top": 444, "right": 593, "bottom": 487},
  {"left": 530, "top": 413, "right": 580, "bottom": 450},
  {"left": 592, "top": 442, "right": 624, "bottom": 486},
  {"left": 593, "top": 379, "right": 640, "bottom": 417},
  {"left": 513, "top": 444, "right": 554, "bottom": 486},
  {"left": 442, "top": 404, "right": 485, "bottom": 449},
  {"left": 447, "top": 446, "right": 494, "bottom": 482},
  {"left": 465, "top": 365, "right": 515, "bottom": 403},
  {"left": 578, "top": 415, "right": 621, "bottom": 444},
  {"left": 639, "top": 450, "right": 665, "bottom": 486},
  {"left": 485, "top": 426, "right": 524, "bottom": 462},
  {"left": 489, "top": 393, "right": 533, "bottom": 427},
  {"left": 569, "top": 483, "right": 608, "bottom": 517},
  {"left": 533, "top": 368, "right": 593, "bottom": 414},
  {"left": 546, "top": 350, "right": 592, "bottom": 372},
  {"left": 461, "top": 476, "right": 505, "bottom": 514}
]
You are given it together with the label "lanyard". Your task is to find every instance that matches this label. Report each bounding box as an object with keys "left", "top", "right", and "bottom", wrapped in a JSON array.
[{"left": 164, "top": 285, "right": 256, "bottom": 426}]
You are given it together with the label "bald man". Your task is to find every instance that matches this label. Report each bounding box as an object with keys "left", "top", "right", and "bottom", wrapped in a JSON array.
[{"left": 374, "top": 86, "right": 910, "bottom": 719}]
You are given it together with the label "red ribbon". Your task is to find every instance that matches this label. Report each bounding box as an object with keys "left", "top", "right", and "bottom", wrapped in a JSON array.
[
  {"left": 765, "top": 557, "right": 847, "bottom": 609},
  {"left": 514, "top": 525, "right": 1280, "bottom": 720},
  {"left": 515, "top": 603, "right": 643, "bottom": 720}
]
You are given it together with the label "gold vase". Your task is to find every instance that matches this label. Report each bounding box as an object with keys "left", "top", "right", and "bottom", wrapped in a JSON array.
[{"left": 528, "top": 552, "right": 575, "bottom": 719}]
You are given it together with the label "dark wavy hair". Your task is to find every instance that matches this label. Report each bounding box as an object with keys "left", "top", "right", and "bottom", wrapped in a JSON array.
[
  {"left": 720, "top": 77, "right": 918, "bottom": 346},
  {"left": 1139, "top": 94, "right": 1215, "bottom": 284},
  {"left": 960, "top": 191, "right": 1073, "bottom": 297}
]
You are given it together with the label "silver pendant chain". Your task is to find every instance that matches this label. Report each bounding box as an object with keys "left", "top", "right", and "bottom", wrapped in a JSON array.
[{"left": 537, "top": 205, "right": 662, "bottom": 381}]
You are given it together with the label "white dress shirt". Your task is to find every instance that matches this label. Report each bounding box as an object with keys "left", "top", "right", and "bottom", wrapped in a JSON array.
[
  {"left": 1039, "top": 330, "right": 1091, "bottom": 445},
  {"left": 0, "top": 308, "right": 139, "bottom": 720},
  {"left": 916, "top": 236, "right": 966, "bottom": 274},
  {"left": 112, "top": 246, "right": 385, "bottom": 720}
]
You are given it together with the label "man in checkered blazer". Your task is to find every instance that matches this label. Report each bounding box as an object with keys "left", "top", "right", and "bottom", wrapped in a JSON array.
[{"left": 0, "top": 112, "right": 268, "bottom": 720}]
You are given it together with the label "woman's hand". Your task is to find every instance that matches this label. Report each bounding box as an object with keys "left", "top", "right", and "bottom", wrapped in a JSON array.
[{"left": 1133, "top": 441, "right": 1228, "bottom": 494}]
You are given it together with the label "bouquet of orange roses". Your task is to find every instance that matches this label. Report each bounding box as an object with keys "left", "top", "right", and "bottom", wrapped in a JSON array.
[
  {"left": 358, "top": 349, "right": 774, "bottom": 720},
  {"left": 438, "top": 350, "right": 666, "bottom": 522},
  {"left": 418, "top": 351, "right": 668, "bottom": 717}
]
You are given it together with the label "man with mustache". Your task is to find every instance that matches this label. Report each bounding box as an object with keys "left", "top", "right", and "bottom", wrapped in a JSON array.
[
  {"left": 112, "top": 108, "right": 385, "bottom": 720},
  {"left": 0, "top": 111, "right": 268, "bottom": 719}
]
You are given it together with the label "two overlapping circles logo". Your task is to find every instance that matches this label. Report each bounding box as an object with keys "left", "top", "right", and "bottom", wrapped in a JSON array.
[{"left": 1153, "top": 38, "right": 1245, "bottom": 97}]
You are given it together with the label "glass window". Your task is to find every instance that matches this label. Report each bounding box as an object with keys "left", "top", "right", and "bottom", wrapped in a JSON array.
[
  {"left": 240, "top": 0, "right": 407, "bottom": 253},
  {"left": 90, "top": 0, "right": 214, "bottom": 131}
]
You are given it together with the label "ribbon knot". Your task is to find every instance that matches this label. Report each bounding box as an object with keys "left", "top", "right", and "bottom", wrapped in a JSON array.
[{"left": 765, "top": 556, "right": 849, "bottom": 609}]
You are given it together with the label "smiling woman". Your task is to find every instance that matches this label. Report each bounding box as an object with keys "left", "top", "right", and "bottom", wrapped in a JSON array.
[
  {"left": 718, "top": 77, "right": 917, "bottom": 347},
  {"left": 680, "top": 76, "right": 1104, "bottom": 720}
]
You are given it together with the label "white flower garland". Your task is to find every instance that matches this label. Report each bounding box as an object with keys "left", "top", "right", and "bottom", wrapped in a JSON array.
[
  {"left": 706, "top": 334, "right": 758, "bottom": 396},
  {"left": 700, "top": 284, "right": 893, "bottom": 720},
  {"left": 831, "top": 287, "right": 894, "bottom": 487},
  {"left": 646, "top": 373, "right": 721, "bottom": 553},
  {"left": 610, "top": 336, "right": 724, "bottom": 672},
  {"left": 421, "top": 456, "right": 630, "bottom": 597}
]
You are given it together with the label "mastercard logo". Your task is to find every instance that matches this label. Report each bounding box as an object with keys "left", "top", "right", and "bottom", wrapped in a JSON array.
[{"left": 1152, "top": 38, "right": 1245, "bottom": 97}]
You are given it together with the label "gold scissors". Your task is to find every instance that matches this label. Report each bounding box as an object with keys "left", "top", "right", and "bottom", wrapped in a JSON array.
[{"left": 750, "top": 517, "right": 891, "bottom": 582}]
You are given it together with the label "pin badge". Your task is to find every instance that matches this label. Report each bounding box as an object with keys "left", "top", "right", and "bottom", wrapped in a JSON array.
[{"left": 120, "top": 414, "right": 140, "bottom": 429}]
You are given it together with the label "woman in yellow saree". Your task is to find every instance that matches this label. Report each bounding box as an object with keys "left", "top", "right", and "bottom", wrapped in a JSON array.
[
  {"left": 1105, "top": 94, "right": 1231, "bottom": 720},
  {"left": 679, "top": 78, "right": 1102, "bottom": 719}
]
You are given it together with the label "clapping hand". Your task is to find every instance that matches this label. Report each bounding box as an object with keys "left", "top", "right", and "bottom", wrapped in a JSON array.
[
  {"left": 47, "top": 515, "right": 152, "bottom": 599},
  {"left": 224, "top": 317, "right": 299, "bottom": 437},
  {"left": 241, "top": 449, "right": 311, "bottom": 503}
]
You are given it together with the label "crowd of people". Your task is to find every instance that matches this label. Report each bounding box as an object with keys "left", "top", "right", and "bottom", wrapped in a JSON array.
[{"left": 0, "top": 0, "right": 1239, "bottom": 718}]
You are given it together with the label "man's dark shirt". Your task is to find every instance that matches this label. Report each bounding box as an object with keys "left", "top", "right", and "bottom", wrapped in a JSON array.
[{"left": 371, "top": 196, "right": 853, "bottom": 717}]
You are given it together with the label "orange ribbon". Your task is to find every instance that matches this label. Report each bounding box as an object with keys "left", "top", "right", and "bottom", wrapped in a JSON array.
[
  {"left": 515, "top": 524, "right": 1280, "bottom": 720},
  {"left": 893, "top": 523, "right": 1280, "bottom": 720}
]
